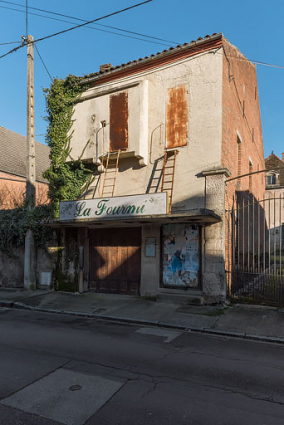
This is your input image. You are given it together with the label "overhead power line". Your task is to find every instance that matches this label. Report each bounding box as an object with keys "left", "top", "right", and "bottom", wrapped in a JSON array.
[
  {"left": 34, "top": 44, "right": 53, "bottom": 82},
  {"left": 0, "top": 0, "right": 178, "bottom": 45},
  {"left": 0, "top": 0, "right": 154, "bottom": 59},
  {"left": 32, "top": 0, "right": 153, "bottom": 44},
  {"left": 0, "top": 42, "right": 24, "bottom": 59},
  {"left": 25, "top": 0, "right": 28, "bottom": 38},
  {"left": 0, "top": 4, "right": 173, "bottom": 47},
  {"left": 0, "top": 41, "right": 21, "bottom": 45}
]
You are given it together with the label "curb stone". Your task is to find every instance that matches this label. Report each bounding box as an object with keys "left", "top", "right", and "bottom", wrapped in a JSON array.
[{"left": 3, "top": 301, "right": 284, "bottom": 346}]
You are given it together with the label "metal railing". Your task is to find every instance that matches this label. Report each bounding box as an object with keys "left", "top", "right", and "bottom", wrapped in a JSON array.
[{"left": 226, "top": 193, "right": 284, "bottom": 305}]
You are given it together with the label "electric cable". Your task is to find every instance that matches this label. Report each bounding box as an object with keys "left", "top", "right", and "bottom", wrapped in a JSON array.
[
  {"left": 25, "top": 0, "right": 28, "bottom": 38},
  {"left": 34, "top": 44, "right": 53, "bottom": 82},
  {"left": 32, "top": 0, "right": 153, "bottom": 44},
  {"left": 0, "top": 4, "right": 172, "bottom": 47},
  {"left": 0, "top": 41, "right": 21, "bottom": 45},
  {"left": 0, "top": 0, "right": 178, "bottom": 45},
  {"left": 0, "top": 0, "right": 154, "bottom": 59}
]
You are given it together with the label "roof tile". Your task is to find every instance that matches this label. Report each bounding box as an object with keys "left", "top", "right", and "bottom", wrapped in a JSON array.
[{"left": 0, "top": 126, "right": 50, "bottom": 183}]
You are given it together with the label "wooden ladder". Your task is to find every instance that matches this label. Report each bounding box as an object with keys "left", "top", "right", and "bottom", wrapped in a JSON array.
[
  {"left": 101, "top": 150, "right": 121, "bottom": 197},
  {"left": 161, "top": 150, "right": 177, "bottom": 212}
]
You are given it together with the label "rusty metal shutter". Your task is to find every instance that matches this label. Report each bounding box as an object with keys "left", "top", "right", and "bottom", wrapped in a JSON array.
[
  {"left": 109, "top": 91, "right": 128, "bottom": 152},
  {"left": 166, "top": 85, "right": 188, "bottom": 149}
]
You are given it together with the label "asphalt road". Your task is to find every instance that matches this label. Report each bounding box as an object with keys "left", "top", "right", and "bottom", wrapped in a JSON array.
[{"left": 0, "top": 307, "right": 284, "bottom": 424}]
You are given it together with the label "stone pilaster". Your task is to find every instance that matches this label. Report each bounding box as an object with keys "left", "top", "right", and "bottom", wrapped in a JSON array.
[{"left": 201, "top": 168, "right": 230, "bottom": 304}]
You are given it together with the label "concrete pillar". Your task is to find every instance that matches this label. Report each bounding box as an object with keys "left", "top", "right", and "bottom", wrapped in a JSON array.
[
  {"left": 140, "top": 224, "right": 161, "bottom": 297},
  {"left": 201, "top": 167, "right": 230, "bottom": 304},
  {"left": 24, "top": 229, "right": 36, "bottom": 290}
]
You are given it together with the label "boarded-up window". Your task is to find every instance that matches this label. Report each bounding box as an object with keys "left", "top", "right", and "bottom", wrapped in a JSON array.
[
  {"left": 166, "top": 85, "right": 188, "bottom": 148},
  {"left": 109, "top": 91, "right": 128, "bottom": 152}
]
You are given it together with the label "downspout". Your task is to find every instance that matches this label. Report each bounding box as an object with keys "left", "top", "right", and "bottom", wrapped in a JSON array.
[{"left": 93, "top": 126, "right": 103, "bottom": 165}]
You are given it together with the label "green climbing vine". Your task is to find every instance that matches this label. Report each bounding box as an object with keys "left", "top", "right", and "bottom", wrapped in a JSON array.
[
  {"left": 0, "top": 75, "right": 93, "bottom": 257},
  {"left": 43, "top": 75, "right": 93, "bottom": 216}
]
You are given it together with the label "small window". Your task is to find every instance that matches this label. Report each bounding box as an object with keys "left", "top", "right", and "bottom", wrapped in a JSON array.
[{"left": 266, "top": 174, "right": 276, "bottom": 185}]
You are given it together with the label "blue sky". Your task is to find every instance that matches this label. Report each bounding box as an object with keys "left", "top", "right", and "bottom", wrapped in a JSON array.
[{"left": 0, "top": 0, "right": 283, "bottom": 159}]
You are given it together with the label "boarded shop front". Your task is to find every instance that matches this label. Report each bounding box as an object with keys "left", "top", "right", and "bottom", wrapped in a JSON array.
[
  {"left": 162, "top": 224, "right": 200, "bottom": 288},
  {"left": 89, "top": 227, "right": 141, "bottom": 294}
]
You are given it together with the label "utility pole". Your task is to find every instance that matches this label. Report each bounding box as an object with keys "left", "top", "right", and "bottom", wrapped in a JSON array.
[{"left": 24, "top": 35, "right": 36, "bottom": 290}]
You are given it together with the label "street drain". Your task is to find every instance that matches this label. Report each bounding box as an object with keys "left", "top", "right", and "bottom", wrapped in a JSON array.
[{"left": 69, "top": 385, "right": 82, "bottom": 391}]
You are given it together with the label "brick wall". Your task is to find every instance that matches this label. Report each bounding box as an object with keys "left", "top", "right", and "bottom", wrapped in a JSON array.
[
  {"left": 0, "top": 171, "right": 49, "bottom": 209},
  {"left": 222, "top": 38, "right": 265, "bottom": 211}
]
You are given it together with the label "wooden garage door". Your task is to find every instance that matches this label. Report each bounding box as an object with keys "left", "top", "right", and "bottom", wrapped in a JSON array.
[{"left": 89, "top": 228, "right": 141, "bottom": 294}]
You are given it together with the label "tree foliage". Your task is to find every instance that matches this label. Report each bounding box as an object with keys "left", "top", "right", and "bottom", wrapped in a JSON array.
[{"left": 0, "top": 203, "right": 53, "bottom": 257}]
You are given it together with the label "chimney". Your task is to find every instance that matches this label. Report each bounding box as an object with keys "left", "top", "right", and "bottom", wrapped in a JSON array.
[
  {"left": 282, "top": 152, "right": 284, "bottom": 162},
  {"left": 100, "top": 63, "right": 113, "bottom": 73}
]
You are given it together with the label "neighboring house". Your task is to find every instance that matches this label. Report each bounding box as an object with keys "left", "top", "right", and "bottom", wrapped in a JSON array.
[
  {"left": 53, "top": 33, "right": 265, "bottom": 304},
  {"left": 265, "top": 152, "right": 284, "bottom": 248},
  {"left": 0, "top": 126, "right": 50, "bottom": 209}
]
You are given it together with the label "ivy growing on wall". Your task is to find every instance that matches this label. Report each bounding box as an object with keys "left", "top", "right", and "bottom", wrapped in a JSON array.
[
  {"left": 43, "top": 75, "right": 93, "bottom": 215},
  {"left": 0, "top": 76, "right": 95, "bottom": 258}
]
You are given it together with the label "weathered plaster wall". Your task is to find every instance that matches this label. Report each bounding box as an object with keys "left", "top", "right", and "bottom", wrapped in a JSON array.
[
  {"left": 70, "top": 50, "right": 223, "bottom": 213},
  {"left": 0, "top": 246, "right": 57, "bottom": 289}
]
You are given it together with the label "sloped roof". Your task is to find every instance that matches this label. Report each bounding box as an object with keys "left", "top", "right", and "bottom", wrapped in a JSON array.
[
  {"left": 0, "top": 126, "right": 50, "bottom": 183},
  {"left": 80, "top": 32, "right": 223, "bottom": 85},
  {"left": 265, "top": 152, "right": 284, "bottom": 166}
]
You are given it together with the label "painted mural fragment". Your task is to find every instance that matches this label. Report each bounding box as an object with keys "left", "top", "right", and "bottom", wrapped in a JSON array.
[{"left": 162, "top": 224, "right": 199, "bottom": 288}]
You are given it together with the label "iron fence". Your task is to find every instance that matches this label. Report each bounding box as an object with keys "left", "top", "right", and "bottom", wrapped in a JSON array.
[{"left": 226, "top": 193, "right": 284, "bottom": 305}]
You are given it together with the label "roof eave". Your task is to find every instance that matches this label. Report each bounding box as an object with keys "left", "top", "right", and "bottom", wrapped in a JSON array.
[{"left": 79, "top": 33, "right": 223, "bottom": 86}]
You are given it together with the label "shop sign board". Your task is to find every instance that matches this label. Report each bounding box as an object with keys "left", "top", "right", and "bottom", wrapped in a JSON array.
[{"left": 59, "top": 193, "right": 167, "bottom": 221}]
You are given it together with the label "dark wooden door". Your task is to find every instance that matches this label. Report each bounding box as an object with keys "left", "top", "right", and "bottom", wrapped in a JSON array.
[{"left": 89, "top": 227, "right": 141, "bottom": 294}]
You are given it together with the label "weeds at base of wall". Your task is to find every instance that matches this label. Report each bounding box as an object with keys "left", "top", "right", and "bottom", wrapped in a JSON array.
[
  {"left": 52, "top": 233, "right": 79, "bottom": 293},
  {"left": 141, "top": 295, "right": 157, "bottom": 302}
]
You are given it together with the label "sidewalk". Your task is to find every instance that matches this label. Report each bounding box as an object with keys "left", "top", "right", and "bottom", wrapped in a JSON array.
[{"left": 1, "top": 288, "right": 284, "bottom": 344}]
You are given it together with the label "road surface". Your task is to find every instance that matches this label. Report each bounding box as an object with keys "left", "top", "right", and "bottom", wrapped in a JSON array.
[{"left": 0, "top": 307, "right": 284, "bottom": 424}]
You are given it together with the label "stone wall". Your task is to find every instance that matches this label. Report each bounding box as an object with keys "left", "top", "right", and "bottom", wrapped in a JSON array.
[{"left": 0, "top": 246, "right": 57, "bottom": 289}]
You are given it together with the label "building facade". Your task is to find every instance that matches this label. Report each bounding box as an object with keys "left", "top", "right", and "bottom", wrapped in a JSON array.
[
  {"left": 0, "top": 127, "right": 50, "bottom": 209},
  {"left": 54, "top": 33, "right": 265, "bottom": 304},
  {"left": 265, "top": 152, "right": 284, "bottom": 248}
]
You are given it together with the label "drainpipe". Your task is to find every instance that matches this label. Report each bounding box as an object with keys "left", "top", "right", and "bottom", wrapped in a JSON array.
[
  {"left": 93, "top": 122, "right": 108, "bottom": 173},
  {"left": 93, "top": 127, "right": 103, "bottom": 166}
]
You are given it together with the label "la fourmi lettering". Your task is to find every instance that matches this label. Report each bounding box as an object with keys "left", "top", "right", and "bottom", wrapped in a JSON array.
[
  {"left": 95, "top": 199, "right": 146, "bottom": 216},
  {"left": 74, "top": 202, "right": 91, "bottom": 217}
]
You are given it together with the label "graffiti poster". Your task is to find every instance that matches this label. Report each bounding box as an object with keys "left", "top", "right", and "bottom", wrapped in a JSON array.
[{"left": 162, "top": 224, "right": 199, "bottom": 288}]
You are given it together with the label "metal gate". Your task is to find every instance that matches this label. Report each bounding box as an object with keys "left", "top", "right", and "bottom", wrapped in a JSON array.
[{"left": 226, "top": 193, "right": 284, "bottom": 305}]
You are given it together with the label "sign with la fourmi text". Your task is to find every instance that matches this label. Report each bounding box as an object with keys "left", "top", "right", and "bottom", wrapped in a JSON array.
[{"left": 59, "top": 193, "right": 167, "bottom": 221}]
